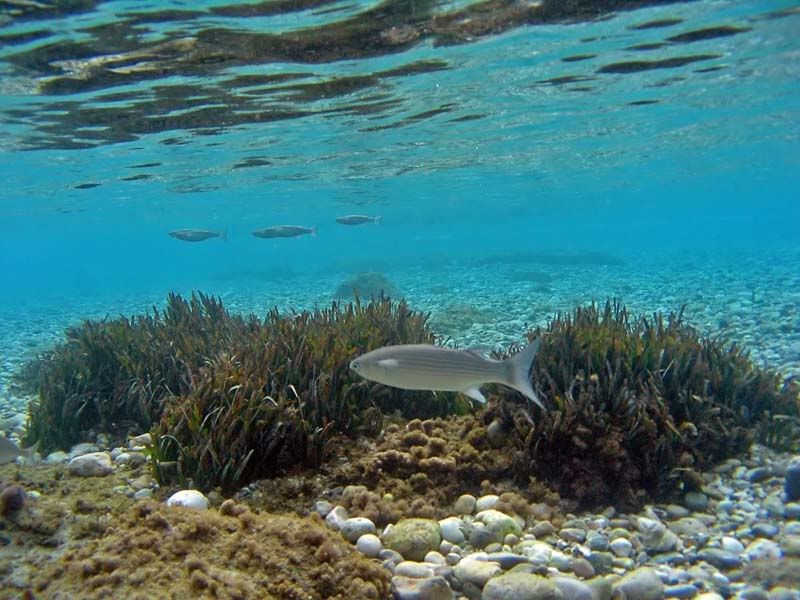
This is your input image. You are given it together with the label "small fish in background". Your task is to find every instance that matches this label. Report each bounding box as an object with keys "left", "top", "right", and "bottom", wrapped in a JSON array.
[
  {"left": 252, "top": 225, "right": 317, "bottom": 239},
  {"left": 169, "top": 229, "right": 227, "bottom": 242},
  {"left": 350, "top": 339, "right": 544, "bottom": 408},
  {"left": 336, "top": 215, "right": 381, "bottom": 226},
  {"left": 0, "top": 436, "right": 35, "bottom": 465}
]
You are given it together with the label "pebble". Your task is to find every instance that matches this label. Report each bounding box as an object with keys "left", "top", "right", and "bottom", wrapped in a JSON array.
[
  {"left": 665, "top": 584, "right": 699, "bottom": 598},
  {"left": 685, "top": 492, "right": 710, "bottom": 512},
  {"left": 482, "top": 572, "right": 563, "bottom": 600},
  {"left": 531, "top": 521, "right": 555, "bottom": 538},
  {"left": 559, "top": 528, "right": 586, "bottom": 543},
  {"left": 454, "top": 494, "right": 476, "bottom": 515},
  {"left": 325, "top": 505, "right": 348, "bottom": 531},
  {"left": 356, "top": 533, "right": 382, "bottom": 557},
  {"left": 128, "top": 432, "right": 152, "bottom": 448},
  {"left": 165, "top": 489, "right": 209, "bottom": 510},
  {"left": 696, "top": 548, "right": 742, "bottom": 570},
  {"left": 424, "top": 551, "right": 446, "bottom": 565},
  {"left": 133, "top": 488, "right": 153, "bottom": 500},
  {"left": 610, "top": 537, "right": 634, "bottom": 557},
  {"left": 784, "top": 457, "right": 800, "bottom": 501},
  {"left": 67, "top": 452, "right": 113, "bottom": 477},
  {"left": 395, "top": 561, "right": 435, "bottom": 579},
  {"left": 453, "top": 558, "right": 502, "bottom": 587},
  {"left": 340, "top": 517, "right": 377, "bottom": 543},
  {"left": 475, "top": 494, "right": 499, "bottom": 512},
  {"left": 68, "top": 443, "right": 99, "bottom": 458},
  {"left": 720, "top": 536, "right": 745, "bottom": 554},
  {"left": 613, "top": 567, "right": 665, "bottom": 600},
  {"left": 391, "top": 575, "right": 452, "bottom": 600},
  {"left": 45, "top": 451, "right": 68, "bottom": 464},
  {"left": 486, "top": 551, "right": 530, "bottom": 570},
  {"left": 384, "top": 518, "right": 442, "bottom": 562},
  {"left": 314, "top": 499, "right": 333, "bottom": 517},
  {"left": 750, "top": 522, "right": 779, "bottom": 538},
  {"left": 439, "top": 516, "right": 466, "bottom": 544},
  {"left": 552, "top": 576, "right": 594, "bottom": 600},
  {"left": 571, "top": 557, "right": 595, "bottom": 579}
]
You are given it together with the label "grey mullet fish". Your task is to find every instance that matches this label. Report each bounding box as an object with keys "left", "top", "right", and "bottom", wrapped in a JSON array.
[
  {"left": 0, "top": 435, "right": 35, "bottom": 465},
  {"left": 169, "top": 229, "right": 226, "bottom": 242},
  {"left": 252, "top": 225, "right": 317, "bottom": 239},
  {"left": 336, "top": 215, "right": 381, "bottom": 225},
  {"left": 350, "top": 339, "right": 544, "bottom": 408}
]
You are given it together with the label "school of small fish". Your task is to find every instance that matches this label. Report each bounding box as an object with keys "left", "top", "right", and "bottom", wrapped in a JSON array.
[{"left": 168, "top": 215, "right": 380, "bottom": 242}]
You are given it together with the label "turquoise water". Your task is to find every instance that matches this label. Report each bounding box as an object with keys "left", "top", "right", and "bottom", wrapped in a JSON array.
[{"left": 0, "top": 0, "right": 799, "bottom": 374}]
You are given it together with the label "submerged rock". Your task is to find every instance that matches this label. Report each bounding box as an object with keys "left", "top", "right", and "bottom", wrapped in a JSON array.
[
  {"left": 166, "top": 490, "right": 209, "bottom": 510},
  {"left": 68, "top": 452, "right": 113, "bottom": 477},
  {"left": 613, "top": 567, "right": 664, "bottom": 600},
  {"left": 384, "top": 518, "right": 441, "bottom": 562},
  {"left": 482, "top": 572, "right": 563, "bottom": 600}
]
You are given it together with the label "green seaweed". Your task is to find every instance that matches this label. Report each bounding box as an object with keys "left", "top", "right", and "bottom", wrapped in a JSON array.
[{"left": 487, "top": 301, "right": 799, "bottom": 509}]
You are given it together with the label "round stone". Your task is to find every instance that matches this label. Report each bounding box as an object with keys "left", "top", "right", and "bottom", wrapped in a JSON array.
[
  {"left": 165, "top": 489, "right": 209, "bottom": 510},
  {"left": 453, "top": 559, "right": 503, "bottom": 588},
  {"left": 613, "top": 567, "right": 664, "bottom": 600},
  {"left": 395, "top": 561, "right": 435, "bottom": 578},
  {"left": 384, "top": 518, "right": 442, "bottom": 562},
  {"left": 356, "top": 533, "right": 382, "bottom": 557},
  {"left": 314, "top": 500, "right": 333, "bottom": 517},
  {"left": 454, "top": 494, "right": 477, "bottom": 515},
  {"left": 476, "top": 494, "right": 500, "bottom": 512},
  {"left": 439, "top": 516, "right": 466, "bottom": 544},
  {"left": 609, "top": 537, "right": 633, "bottom": 557},
  {"left": 340, "top": 517, "right": 376, "bottom": 542},
  {"left": 684, "top": 492, "right": 709, "bottom": 512},
  {"left": 391, "top": 575, "right": 452, "bottom": 600},
  {"left": 67, "top": 452, "right": 113, "bottom": 477},
  {"left": 571, "top": 557, "right": 595, "bottom": 579},
  {"left": 424, "top": 551, "right": 446, "bottom": 565},
  {"left": 482, "top": 572, "right": 563, "bottom": 600}
]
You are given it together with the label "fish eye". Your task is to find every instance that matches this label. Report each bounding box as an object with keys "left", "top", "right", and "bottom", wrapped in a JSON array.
[{"left": 350, "top": 361, "right": 359, "bottom": 370}]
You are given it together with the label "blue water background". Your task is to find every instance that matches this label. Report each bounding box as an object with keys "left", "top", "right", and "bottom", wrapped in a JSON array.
[{"left": 0, "top": 0, "right": 798, "bottom": 360}]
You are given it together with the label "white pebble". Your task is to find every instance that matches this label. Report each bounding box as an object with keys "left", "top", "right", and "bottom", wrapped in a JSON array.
[
  {"left": 476, "top": 494, "right": 500, "bottom": 512},
  {"left": 166, "top": 489, "right": 209, "bottom": 510},
  {"left": 395, "top": 561, "right": 434, "bottom": 578},
  {"left": 720, "top": 536, "right": 744, "bottom": 554},
  {"left": 314, "top": 500, "right": 333, "bottom": 517},
  {"left": 356, "top": 534, "right": 382, "bottom": 558},
  {"left": 439, "top": 516, "right": 466, "bottom": 544},
  {"left": 325, "top": 505, "right": 348, "bottom": 531},
  {"left": 128, "top": 433, "right": 152, "bottom": 449},
  {"left": 610, "top": 537, "right": 633, "bottom": 557}
]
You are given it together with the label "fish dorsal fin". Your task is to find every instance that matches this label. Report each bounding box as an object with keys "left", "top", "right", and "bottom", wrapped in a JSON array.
[
  {"left": 462, "top": 387, "right": 487, "bottom": 404},
  {"left": 377, "top": 358, "right": 400, "bottom": 368}
]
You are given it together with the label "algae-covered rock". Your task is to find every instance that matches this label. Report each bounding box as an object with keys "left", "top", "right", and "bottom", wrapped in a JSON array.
[
  {"left": 383, "top": 518, "right": 441, "bottom": 561},
  {"left": 334, "top": 272, "right": 398, "bottom": 299},
  {"left": 613, "top": 567, "right": 664, "bottom": 600}
]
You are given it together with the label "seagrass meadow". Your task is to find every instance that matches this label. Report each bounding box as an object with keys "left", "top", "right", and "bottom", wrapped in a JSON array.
[{"left": 17, "top": 294, "right": 800, "bottom": 509}]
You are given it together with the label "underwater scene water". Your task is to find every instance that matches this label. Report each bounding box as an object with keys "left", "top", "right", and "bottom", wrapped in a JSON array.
[{"left": 1, "top": 0, "right": 799, "bottom": 598}]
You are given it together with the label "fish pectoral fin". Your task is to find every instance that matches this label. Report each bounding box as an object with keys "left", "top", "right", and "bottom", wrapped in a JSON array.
[
  {"left": 377, "top": 359, "right": 400, "bottom": 368},
  {"left": 462, "top": 387, "right": 487, "bottom": 404}
]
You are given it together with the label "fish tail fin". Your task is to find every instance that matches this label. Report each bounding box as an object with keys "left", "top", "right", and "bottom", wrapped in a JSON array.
[
  {"left": 311, "top": 226, "right": 318, "bottom": 238},
  {"left": 374, "top": 216, "right": 382, "bottom": 225},
  {"left": 506, "top": 338, "right": 545, "bottom": 410},
  {"left": 221, "top": 229, "right": 228, "bottom": 242}
]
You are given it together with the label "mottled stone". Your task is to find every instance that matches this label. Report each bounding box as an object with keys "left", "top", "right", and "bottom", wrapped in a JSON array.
[
  {"left": 396, "top": 561, "right": 435, "bottom": 578},
  {"left": 610, "top": 537, "right": 633, "bottom": 557},
  {"left": 67, "top": 452, "right": 113, "bottom": 477},
  {"left": 340, "top": 517, "right": 376, "bottom": 543},
  {"left": 454, "top": 494, "right": 476, "bottom": 515},
  {"left": 476, "top": 494, "right": 499, "bottom": 512},
  {"left": 586, "top": 551, "right": 615, "bottom": 574},
  {"left": 325, "top": 505, "right": 348, "bottom": 531},
  {"left": 453, "top": 559, "right": 502, "bottom": 588},
  {"left": 482, "top": 572, "right": 563, "bottom": 600},
  {"left": 476, "top": 510, "right": 523, "bottom": 538},
  {"left": 531, "top": 521, "right": 555, "bottom": 538},
  {"left": 696, "top": 548, "right": 742, "bottom": 570},
  {"left": 613, "top": 567, "right": 664, "bottom": 600},
  {"left": 439, "top": 517, "right": 466, "bottom": 545},
  {"left": 391, "top": 575, "right": 452, "bottom": 600},
  {"left": 664, "top": 584, "right": 699, "bottom": 598},
  {"left": 552, "top": 577, "right": 593, "bottom": 600},
  {"left": 751, "top": 522, "right": 779, "bottom": 539},
  {"left": 385, "top": 518, "right": 442, "bottom": 562},
  {"left": 684, "top": 492, "right": 709, "bottom": 512},
  {"left": 571, "top": 557, "right": 595, "bottom": 579}
]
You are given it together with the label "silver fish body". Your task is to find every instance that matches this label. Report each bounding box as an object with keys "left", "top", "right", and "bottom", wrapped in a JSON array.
[
  {"left": 350, "top": 340, "right": 543, "bottom": 408},
  {"left": 336, "top": 215, "right": 381, "bottom": 225},
  {"left": 169, "top": 229, "right": 226, "bottom": 242},
  {"left": 252, "top": 225, "right": 317, "bottom": 238},
  {"left": 0, "top": 435, "right": 33, "bottom": 465}
]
